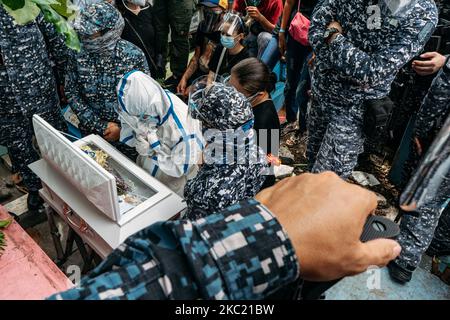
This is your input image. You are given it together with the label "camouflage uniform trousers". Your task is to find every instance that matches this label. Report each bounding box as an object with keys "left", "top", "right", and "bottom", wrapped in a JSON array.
[
  {"left": 307, "top": 90, "right": 365, "bottom": 179},
  {"left": 0, "top": 66, "right": 65, "bottom": 191},
  {"left": 395, "top": 171, "right": 450, "bottom": 269},
  {"left": 428, "top": 205, "right": 450, "bottom": 257},
  {"left": 153, "top": 0, "right": 195, "bottom": 79}
]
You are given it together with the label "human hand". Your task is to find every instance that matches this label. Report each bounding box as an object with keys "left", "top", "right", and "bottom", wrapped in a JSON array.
[
  {"left": 326, "top": 21, "right": 343, "bottom": 44},
  {"left": 247, "top": 6, "right": 262, "bottom": 21},
  {"left": 177, "top": 77, "right": 188, "bottom": 96},
  {"left": 414, "top": 137, "right": 423, "bottom": 156},
  {"left": 135, "top": 135, "right": 150, "bottom": 156},
  {"left": 327, "top": 21, "right": 343, "bottom": 33},
  {"left": 256, "top": 172, "right": 401, "bottom": 282},
  {"left": 104, "top": 122, "right": 121, "bottom": 142},
  {"left": 412, "top": 52, "right": 446, "bottom": 76}
]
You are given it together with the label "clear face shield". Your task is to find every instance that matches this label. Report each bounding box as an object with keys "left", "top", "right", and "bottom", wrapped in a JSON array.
[
  {"left": 187, "top": 75, "right": 226, "bottom": 126},
  {"left": 219, "top": 12, "right": 244, "bottom": 37},
  {"left": 115, "top": 100, "right": 158, "bottom": 139},
  {"left": 114, "top": 100, "right": 139, "bottom": 134},
  {"left": 198, "top": 6, "right": 224, "bottom": 34}
]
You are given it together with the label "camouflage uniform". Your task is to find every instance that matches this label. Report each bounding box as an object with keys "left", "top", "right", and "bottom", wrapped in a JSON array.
[
  {"left": 307, "top": 0, "right": 438, "bottom": 179},
  {"left": 0, "top": 6, "right": 67, "bottom": 191},
  {"left": 428, "top": 206, "right": 450, "bottom": 257},
  {"left": 153, "top": 0, "right": 195, "bottom": 79},
  {"left": 395, "top": 63, "right": 450, "bottom": 270},
  {"left": 48, "top": 199, "right": 300, "bottom": 300},
  {"left": 184, "top": 84, "right": 268, "bottom": 220},
  {"left": 67, "top": 2, "right": 149, "bottom": 137}
]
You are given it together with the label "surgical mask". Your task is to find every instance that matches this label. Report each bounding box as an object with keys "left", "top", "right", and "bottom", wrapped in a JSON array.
[
  {"left": 129, "top": 0, "right": 146, "bottom": 5},
  {"left": 221, "top": 35, "right": 237, "bottom": 49},
  {"left": 123, "top": 0, "right": 150, "bottom": 12},
  {"left": 247, "top": 92, "right": 262, "bottom": 103}
]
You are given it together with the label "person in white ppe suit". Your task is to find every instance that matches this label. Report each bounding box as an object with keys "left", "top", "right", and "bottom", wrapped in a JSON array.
[{"left": 116, "top": 70, "right": 203, "bottom": 195}]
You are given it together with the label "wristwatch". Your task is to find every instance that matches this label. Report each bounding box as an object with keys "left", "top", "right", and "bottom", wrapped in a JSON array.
[{"left": 324, "top": 27, "right": 341, "bottom": 43}]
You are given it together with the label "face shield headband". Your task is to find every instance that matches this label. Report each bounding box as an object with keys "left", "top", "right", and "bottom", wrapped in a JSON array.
[{"left": 219, "top": 12, "right": 244, "bottom": 37}]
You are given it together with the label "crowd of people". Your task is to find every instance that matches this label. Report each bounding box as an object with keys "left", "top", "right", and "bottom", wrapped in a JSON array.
[{"left": 0, "top": 0, "right": 449, "bottom": 299}]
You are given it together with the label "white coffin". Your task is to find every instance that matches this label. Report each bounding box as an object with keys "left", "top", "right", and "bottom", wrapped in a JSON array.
[{"left": 31, "top": 115, "right": 186, "bottom": 254}]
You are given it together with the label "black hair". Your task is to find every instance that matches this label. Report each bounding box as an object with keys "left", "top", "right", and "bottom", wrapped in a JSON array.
[{"left": 231, "top": 57, "right": 277, "bottom": 94}]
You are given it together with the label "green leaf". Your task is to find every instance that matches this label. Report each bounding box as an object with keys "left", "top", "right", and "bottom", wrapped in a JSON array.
[
  {"left": 0, "top": 219, "right": 12, "bottom": 229},
  {"left": 39, "top": 4, "right": 80, "bottom": 51},
  {"left": 0, "top": 231, "right": 6, "bottom": 255},
  {"left": 2, "top": 0, "right": 40, "bottom": 25},
  {"left": 2, "top": 0, "right": 26, "bottom": 11},
  {"left": 1, "top": 0, "right": 80, "bottom": 51},
  {"left": 50, "top": 0, "right": 76, "bottom": 19},
  {"left": 30, "top": 0, "right": 77, "bottom": 19}
]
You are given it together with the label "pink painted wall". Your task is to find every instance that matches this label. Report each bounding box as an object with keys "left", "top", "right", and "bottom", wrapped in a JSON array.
[{"left": 0, "top": 206, "right": 73, "bottom": 300}]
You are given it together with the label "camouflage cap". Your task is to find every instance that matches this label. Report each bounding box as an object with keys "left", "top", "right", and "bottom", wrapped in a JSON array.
[{"left": 74, "top": 2, "right": 122, "bottom": 37}]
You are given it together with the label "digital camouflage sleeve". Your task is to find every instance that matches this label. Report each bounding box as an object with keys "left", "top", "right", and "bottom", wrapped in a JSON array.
[{"left": 48, "top": 199, "right": 300, "bottom": 300}]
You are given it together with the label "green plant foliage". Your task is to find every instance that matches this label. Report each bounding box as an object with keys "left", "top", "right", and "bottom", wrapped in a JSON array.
[
  {"left": 1, "top": 0, "right": 80, "bottom": 51},
  {"left": 2, "top": 0, "right": 25, "bottom": 10},
  {"left": 0, "top": 218, "right": 12, "bottom": 255}
]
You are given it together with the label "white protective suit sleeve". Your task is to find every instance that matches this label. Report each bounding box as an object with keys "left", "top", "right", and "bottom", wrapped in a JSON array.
[{"left": 117, "top": 71, "right": 203, "bottom": 178}]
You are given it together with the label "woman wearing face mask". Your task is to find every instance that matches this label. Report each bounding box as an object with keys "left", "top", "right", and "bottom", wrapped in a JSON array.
[
  {"left": 207, "top": 13, "right": 250, "bottom": 79},
  {"left": 116, "top": 0, "right": 158, "bottom": 76},
  {"left": 184, "top": 77, "right": 268, "bottom": 220},
  {"left": 65, "top": 2, "right": 149, "bottom": 159},
  {"left": 229, "top": 58, "right": 280, "bottom": 188}
]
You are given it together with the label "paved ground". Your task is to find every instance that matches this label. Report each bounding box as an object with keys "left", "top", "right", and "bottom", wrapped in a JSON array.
[{"left": 327, "top": 263, "right": 450, "bottom": 300}]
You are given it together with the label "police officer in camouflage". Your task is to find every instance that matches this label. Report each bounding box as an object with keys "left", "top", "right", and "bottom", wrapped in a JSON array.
[
  {"left": 153, "top": 0, "right": 196, "bottom": 83},
  {"left": 389, "top": 55, "right": 450, "bottom": 284},
  {"left": 307, "top": 0, "right": 438, "bottom": 179},
  {"left": 66, "top": 2, "right": 149, "bottom": 156},
  {"left": 0, "top": 5, "right": 68, "bottom": 212}
]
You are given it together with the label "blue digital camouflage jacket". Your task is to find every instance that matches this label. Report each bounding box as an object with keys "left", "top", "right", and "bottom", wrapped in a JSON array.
[
  {"left": 65, "top": 41, "right": 149, "bottom": 135},
  {"left": 309, "top": 0, "right": 439, "bottom": 100},
  {"left": 49, "top": 199, "right": 300, "bottom": 300},
  {"left": 414, "top": 57, "right": 450, "bottom": 141},
  {"left": 0, "top": 6, "right": 69, "bottom": 116}
]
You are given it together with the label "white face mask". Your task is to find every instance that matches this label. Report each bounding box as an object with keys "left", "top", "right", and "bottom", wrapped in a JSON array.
[
  {"left": 128, "top": 0, "right": 146, "bottom": 6},
  {"left": 247, "top": 92, "right": 262, "bottom": 103}
]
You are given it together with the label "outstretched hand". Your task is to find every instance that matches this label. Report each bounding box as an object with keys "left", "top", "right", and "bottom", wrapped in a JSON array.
[{"left": 256, "top": 172, "right": 401, "bottom": 282}]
